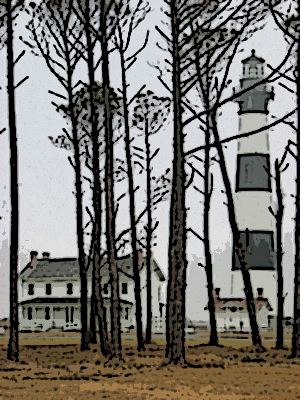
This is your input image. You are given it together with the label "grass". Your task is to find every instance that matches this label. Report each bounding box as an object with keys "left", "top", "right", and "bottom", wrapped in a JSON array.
[{"left": 0, "top": 335, "right": 298, "bottom": 399}]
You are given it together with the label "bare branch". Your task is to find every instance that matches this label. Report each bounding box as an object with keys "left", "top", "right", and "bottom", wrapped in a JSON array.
[{"left": 187, "top": 227, "right": 204, "bottom": 242}]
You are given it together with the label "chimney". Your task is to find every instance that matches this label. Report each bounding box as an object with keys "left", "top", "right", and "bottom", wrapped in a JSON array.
[
  {"left": 138, "top": 249, "right": 143, "bottom": 265},
  {"left": 30, "top": 251, "right": 38, "bottom": 267},
  {"left": 42, "top": 252, "right": 50, "bottom": 260},
  {"left": 214, "top": 288, "right": 221, "bottom": 299},
  {"left": 257, "top": 288, "right": 263, "bottom": 299}
]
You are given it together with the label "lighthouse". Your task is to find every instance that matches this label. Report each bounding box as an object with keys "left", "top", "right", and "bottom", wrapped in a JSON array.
[{"left": 230, "top": 50, "right": 277, "bottom": 319}]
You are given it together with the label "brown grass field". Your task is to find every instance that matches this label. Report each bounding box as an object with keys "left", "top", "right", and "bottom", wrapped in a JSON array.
[{"left": 0, "top": 333, "right": 299, "bottom": 399}]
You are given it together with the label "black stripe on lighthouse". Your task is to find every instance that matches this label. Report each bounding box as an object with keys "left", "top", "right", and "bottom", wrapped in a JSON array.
[{"left": 236, "top": 153, "right": 271, "bottom": 192}]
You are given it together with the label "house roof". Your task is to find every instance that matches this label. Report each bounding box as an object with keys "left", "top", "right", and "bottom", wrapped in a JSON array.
[
  {"left": 20, "top": 254, "right": 166, "bottom": 282},
  {"left": 20, "top": 297, "right": 133, "bottom": 306},
  {"left": 204, "top": 297, "right": 273, "bottom": 312}
]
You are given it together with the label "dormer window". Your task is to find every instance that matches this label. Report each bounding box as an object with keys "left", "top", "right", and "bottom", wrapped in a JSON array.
[
  {"left": 28, "top": 284, "right": 34, "bottom": 295},
  {"left": 67, "top": 283, "right": 73, "bottom": 295},
  {"left": 46, "top": 283, "right": 52, "bottom": 295}
]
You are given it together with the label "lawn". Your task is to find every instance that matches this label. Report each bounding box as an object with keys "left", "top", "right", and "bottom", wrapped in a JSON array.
[{"left": 0, "top": 334, "right": 299, "bottom": 399}]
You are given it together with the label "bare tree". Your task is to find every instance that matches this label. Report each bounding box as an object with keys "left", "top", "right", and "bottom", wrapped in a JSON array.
[
  {"left": 26, "top": 0, "right": 90, "bottom": 350},
  {"left": 74, "top": 0, "right": 112, "bottom": 351},
  {"left": 269, "top": 155, "right": 288, "bottom": 349},
  {"left": 161, "top": 0, "right": 187, "bottom": 364},
  {"left": 132, "top": 90, "right": 171, "bottom": 344},
  {"left": 112, "top": 0, "right": 150, "bottom": 352},
  {"left": 1, "top": 0, "right": 27, "bottom": 362},
  {"left": 100, "top": 0, "right": 122, "bottom": 361}
]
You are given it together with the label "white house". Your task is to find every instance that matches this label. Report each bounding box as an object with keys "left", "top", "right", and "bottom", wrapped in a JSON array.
[
  {"left": 205, "top": 288, "right": 273, "bottom": 332},
  {"left": 19, "top": 250, "right": 165, "bottom": 332}
]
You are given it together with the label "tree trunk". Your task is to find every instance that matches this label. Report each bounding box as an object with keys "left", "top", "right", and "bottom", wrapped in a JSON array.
[
  {"left": 204, "top": 116, "right": 218, "bottom": 346},
  {"left": 145, "top": 118, "right": 152, "bottom": 345},
  {"left": 274, "top": 159, "right": 284, "bottom": 349},
  {"left": 85, "top": 0, "right": 96, "bottom": 345},
  {"left": 210, "top": 113, "right": 263, "bottom": 351},
  {"left": 89, "top": 265, "right": 97, "bottom": 344},
  {"left": 166, "top": 0, "right": 187, "bottom": 364},
  {"left": 63, "top": 35, "right": 89, "bottom": 352},
  {"left": 6, "top": 0, "right": 19, "bottom": 362},
  {"left": 100, "top": 2, "right": 122, "bottom": 361},
  {"left": 95, "top": 251, "right": 110, "bottom": 355},
  {"left": 292, "top": 26, "right": 300, "bottom": 358},
  {"left": 118, "top": 31, "right": 144, "bottom": 352},
  {"left": 84, "top": 0, "right": 110, "bottom": 349}
]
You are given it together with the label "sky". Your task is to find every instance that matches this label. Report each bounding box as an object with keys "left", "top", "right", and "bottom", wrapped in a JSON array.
[{"left": 0, "top": 1, "right": 297, "bottom": 321}]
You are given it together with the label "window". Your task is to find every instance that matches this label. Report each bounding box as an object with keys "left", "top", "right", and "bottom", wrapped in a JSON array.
[
  {"left": 45, "top": 307, "right": 50, "bottom": 320},
  {"left": 233, "top": 231, "right": 275, "bottom": 270},
  {"left": 70, "top": 307, "right": 74, "bottom": 323},
  {"left": 46, "top": 283, "right": 52, "bottom": 295},
  {"left": 124, "top": 307, "right": 129, "bottom": 320},
  {"left": 67, "top": 283, "right": 73, "bottom": 295},
  {"left": 103, "top": 283, "right": 109, "bottom": 295},
  {"left": 159, "top": 303, "right": 163, "bottom": 318},
  {"left": 158, "top": 286, "right": 162, "bottom": 302},
  {"left": 28, "top": 284, "right": 34, "bottom": 295},
  {"left": 236, "top": 154, "right": 271, "bottom": 191},
  {"left": 66, "top": 307, "right": 69, "bottom": 323},
  {"left": 121, "top": 282, "right": 128, "bottom": 295},
  {"left": 36, "top": 308, "right": 43, "bottom": 319},
  {"left": 28, "top": 307, "right": 32, "bottom": 320}
]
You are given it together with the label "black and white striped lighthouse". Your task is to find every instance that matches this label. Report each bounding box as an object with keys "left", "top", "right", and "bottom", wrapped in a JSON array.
[{"left": 230, "top": 50, "right": 277, "bottom": 317}]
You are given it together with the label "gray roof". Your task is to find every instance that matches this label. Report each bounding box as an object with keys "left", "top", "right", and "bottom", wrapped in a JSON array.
[
  {"left": 21, "top": 258, "right": 82, "bottom": 279},
  {"left": 20, "top": 255, "right": 166, "bottom": 282},
  {"left": 242, "top": 49, "right": 265, "bottom": 65}
]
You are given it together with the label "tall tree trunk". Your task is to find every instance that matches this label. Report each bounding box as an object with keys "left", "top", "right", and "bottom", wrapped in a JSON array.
[
  {"left": 210, "top": 113, "right": 263, "bottom": 351},
  {"left": 95, "top": 249, "right": 110, "bottom": 355},
  {"left": 85, "top": 0, "right": 96, "bottom": 345},
  {"left": 89, "top": 264, "right": 97, "bottom": 343},
  {"left": 292, "top": 22, "right": 300, "bottom": 357},
  {"left": 63, "top": 35, "right": 89, "bottom": 351},
  {"left": 84, "top": 0, "right": 109, "bottom": 351},
  {"left": 118, "top": 31, "right": 144, "bottom": 352},
  {"left": 7, "top": 0, "right": 19, "bottom": 362},
  {"left": 204, "top": 116, "right": 218, "bottom": 346},
  {"left": 275, "top": 159, "right": 284, "bottom": 349},
  {"left": 145, "top": 118, "right": 152, "bottom": 345},
  {"left": 166, "top": 0, "right": 187, "bottom": 364},
  {"left": 100, "top": 2, "right": 122, "bottom": 361}
]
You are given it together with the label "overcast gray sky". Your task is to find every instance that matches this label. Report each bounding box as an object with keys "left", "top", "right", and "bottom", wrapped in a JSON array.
[{"left": 0, "top": 1, "right": 297, "bottom": 321}]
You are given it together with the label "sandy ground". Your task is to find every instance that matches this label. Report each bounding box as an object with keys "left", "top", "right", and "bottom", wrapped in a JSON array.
[{"left": 0, "top": 334, "right": 299, "bottom": 399}]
